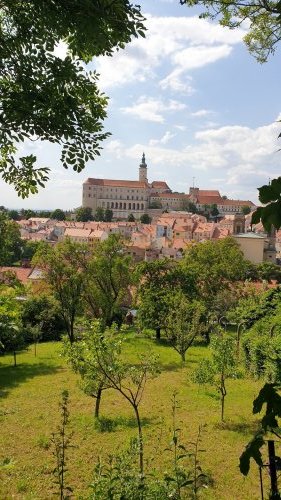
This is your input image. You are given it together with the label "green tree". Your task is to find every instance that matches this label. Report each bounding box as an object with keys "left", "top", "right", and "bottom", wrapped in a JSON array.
[
  {"left": 33, "top": 240, "right": 87, "bottom": 343},
  {"left": 193, "top": 333, "right": 237, "bottom": 421},
  {"left": 140, "top": 213, "right": 151, "bottom": 224},
  {"left": 83, "top": 235, "right": 131, "bottom": 328},
  {"left": 63, "top": 322, "right": 120, "bottom": 419},
  {"left": 241, "top": 206, "right": 251, "bottom": 215},
  {"left": 21, "top": 240, "right": 42, "bottom": 261},
  {"left": 182, "top": 237, "right": 250, "bottom": 308},
  {"left": 166, "top": 292, "right": 205, "bottom": 363},
  {"left": 50, "top": 209, "right": 66, "bottom": 221},
  {"left": 104, "top": 208, "right": 113, "bottom": 222},
  {"left": 0, "top": 1, "right": 146, "bottom": 197},
  {"left": 94, "top": 207, "right": 105, "bottom": 222},
  {"left": 0, "top": 211, "right": 22, "bottom": 265},
  {"left": 136, "top": 259, "right": 196, "bottom": 340},
  {"left": 210, "top": 204, "right": 219, "bottom": 217},
  {"left": 20, "top": 209, "right": 36, "bottom": 219},
  {"left": 240, "top": 383, "right": 281, "bottom": 499},
  {"left": 8, "top": 210, "right": 20, "bottom": 221},
  {"left": 149, "top": 200, "right": 162, "bottom": 209},
  {"left": 128, "top": 213, "right": 135, "bottom": 222},
  {"left": 21, "top": 294, "right": 65, "bottom": 342},
  {"left": 180, "top": 0, "right": 281, "bottom": 63},
  {"left": 91, "top": 326, "right": 159, "bottom": 479},
  {"left": 0, "top": 289, "right": 25, "bottom": 366},
  {"left": 75, "top": 206, "right": 93, "bottom": 222},
  {"left": 256, "top": 261, "right": 281, "bottom": 282}
]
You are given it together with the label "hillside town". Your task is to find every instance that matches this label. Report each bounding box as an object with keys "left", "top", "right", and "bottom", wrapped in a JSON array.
[{"left": 10, "top": 206, "right": 277, "bottom": 265}]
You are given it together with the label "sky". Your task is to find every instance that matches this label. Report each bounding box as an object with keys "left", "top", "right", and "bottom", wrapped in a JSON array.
[{"left": 1, "top": 0, "right": 280, "bottom": 210}]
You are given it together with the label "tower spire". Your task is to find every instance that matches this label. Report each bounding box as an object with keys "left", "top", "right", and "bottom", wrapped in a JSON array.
[{"left": 139, "top": 153, "right": 148, "bottom": 182}]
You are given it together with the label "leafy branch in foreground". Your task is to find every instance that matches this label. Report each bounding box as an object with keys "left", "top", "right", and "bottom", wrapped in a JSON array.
[
  {"left": 252, "top": 176, "right": 281, "bottom": 231},
  {"left": 0, "top": 1, "right": 146, "bottom": 196},
  {"left": 240, "top": 383, "right": 281, "bottom": 475},
  {"left": 180, "top": 0, "right": 281, "bottom": 63}
]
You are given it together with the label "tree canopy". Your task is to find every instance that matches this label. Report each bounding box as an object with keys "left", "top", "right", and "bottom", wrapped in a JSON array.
[
  {"left": 180, "top": 0, "right": 281, "bottom": 63},
  {"left": 0, "top": 211, "right": 22, "bottom": 265},
  {"left": 0, "top": 1, "right": 146, "bottom": 197}
]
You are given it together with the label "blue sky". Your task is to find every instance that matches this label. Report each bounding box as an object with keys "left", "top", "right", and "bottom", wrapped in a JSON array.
[{"left": 1, "top": 0, "right": 280, "bottom": 209}]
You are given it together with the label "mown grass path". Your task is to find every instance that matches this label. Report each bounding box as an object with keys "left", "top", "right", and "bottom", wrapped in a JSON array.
[{"left": 0, "top": 334, "right": 267, "bottom": 499}]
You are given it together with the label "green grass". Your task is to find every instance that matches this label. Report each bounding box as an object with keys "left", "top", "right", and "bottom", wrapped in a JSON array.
[{"left": 0, "top": 334, "right": 269, "bottom": 499}]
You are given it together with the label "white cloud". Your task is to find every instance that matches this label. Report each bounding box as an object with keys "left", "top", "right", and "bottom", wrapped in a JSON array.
[
  {"left": 121, "top": 97, "right": 186, "bottom": 123},
  {"left": 102, "top": 117, "right": 281, "bottom": 203},
  {"left": 159, "top": 70, "right": 194, "bottom": 94},
  {"left": 191, "top": 109, "right": 213, "bottom": 117},
  {"left": 172, "top": 44, "right": 232, "bottom": 70},
  {"left": 94, "top": 14, "right": 245, "bottom": 90},
  {"left": 149, "top": 131, "right": 175, "bottom": 146}
]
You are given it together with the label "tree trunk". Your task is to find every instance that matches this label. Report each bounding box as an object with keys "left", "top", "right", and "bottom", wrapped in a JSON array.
[
  {"left": 69, "top": 318, "right": 75, "bottom": 344},
  {"left": 94, "top": 386, "right": 103, "bottom": 419},
  {"left": 220, "top": 375, "right": 226, "bottom": 422},
  {"left": 155, "top": 327, "right": 161, "bottom": 340},
  {"left": 13, "top": 351, "right": 17, "bottom": 367},
  {"left": 268, "top": 440, "right": 279, "bottom": 499},
  {"left": 221, "top": 393, "right": 225, "bottom": 422},
  {"left": 133, "top": 404, "right": 144, "bottom": 479},
  {"left": 181, "top": 351, "right": 186, "bottom": 363}
]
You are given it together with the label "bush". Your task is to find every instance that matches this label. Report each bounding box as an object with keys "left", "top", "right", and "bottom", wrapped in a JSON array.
[{"left": 21, "top": 295, "right": 65, "bottom": 342}]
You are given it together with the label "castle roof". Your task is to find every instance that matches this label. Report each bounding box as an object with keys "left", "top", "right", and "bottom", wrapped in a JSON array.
[
  {"left": 84, "top": 178, "right": 148, "bottom": 188},
  {"left": 151, "top": 181, "right": 170, "bottom": 189},
  {"left": 197, "top": 190, "right": 221, "bottom": 197}
]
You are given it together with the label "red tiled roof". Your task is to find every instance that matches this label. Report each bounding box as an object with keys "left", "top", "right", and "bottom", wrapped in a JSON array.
[
  {"left": 84, "top": 178, "right": 148, "bottom": 188},
  {"left": 198, "top": 190, "right": 221, "bottom": 197},
  {"left": 151, "top": 181, "right": 170, "bottom": 189},
  {"left": 152, "top": 193, "right": 188, "bottom": 199},
  {"left": 197, "top": 196, "right": 223, "bottom": 205},
  {"left": 0, "top": 267, "right": 32, "bottom": 284},
  {"left": 220, "top": 199, "right": 256, "bottom": 206}
]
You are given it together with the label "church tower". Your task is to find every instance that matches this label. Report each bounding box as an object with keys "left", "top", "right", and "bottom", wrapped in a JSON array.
[{"left": 139, "top": 153, "right": 148, "bottom": 182}]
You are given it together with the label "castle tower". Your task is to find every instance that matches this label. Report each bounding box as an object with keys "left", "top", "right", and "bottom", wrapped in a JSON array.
[{"left": 139, "top": 153, "right": 148, "bottom": 182}]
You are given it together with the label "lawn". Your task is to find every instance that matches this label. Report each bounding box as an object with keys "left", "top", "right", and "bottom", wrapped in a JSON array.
[{"left": 0, "top": 332, "right": 269, "bottom": 499}]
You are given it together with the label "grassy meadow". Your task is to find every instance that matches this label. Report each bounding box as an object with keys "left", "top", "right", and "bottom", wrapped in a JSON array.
[{"left": 0, "top": 332, "right": 269, "bottom": 499}]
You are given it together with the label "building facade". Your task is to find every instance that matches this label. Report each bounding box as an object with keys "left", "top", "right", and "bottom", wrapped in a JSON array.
[{"left": 82, "top": 155, "right": 256, "bottom": 219}]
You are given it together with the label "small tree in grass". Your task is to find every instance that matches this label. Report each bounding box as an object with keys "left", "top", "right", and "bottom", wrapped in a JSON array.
[
  {"left": 50, "top": 390, "right": 73, "bottom": 500},
  {"left": 166, "top": 292, "right": 205, "bottom": 363},
  {"left": 92, "top": 326, "right": 159, "bottom": 480},
  {"left": 192, "top": 332, "right": 237, "bottom": 421},
  {"left": 62, "top": 322, "right": 120, "bottom": 419}
]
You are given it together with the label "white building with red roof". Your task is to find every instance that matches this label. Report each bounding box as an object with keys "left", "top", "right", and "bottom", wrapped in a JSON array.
[{"left": 82, "top": 155, "right": 256, "bottom": 220}]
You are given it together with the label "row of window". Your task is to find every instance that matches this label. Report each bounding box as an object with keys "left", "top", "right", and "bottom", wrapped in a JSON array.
[
  {"left": 101, "top": 201, "right": 145, "bottom": 210},
  {"left": 88, "top": 187, "right": 144, "bottom": 194}
]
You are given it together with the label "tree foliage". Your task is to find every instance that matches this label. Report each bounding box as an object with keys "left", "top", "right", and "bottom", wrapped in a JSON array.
[
  {"left": 136, "top": 259, "right": 196, "bottom": 338},
  {"left": 240, "top": 383, "right": 281, "bottom": 477},
  {"left": 180, "top": 0, "right": 281, "bottom": 63},
  {"left": 193, "top": 333, "right": 237, "bottom": 421},
  {"left": 75, "top": 206, "right": 93, "bottom": 222},
  {"left": 0, "top": 211, "right": 22, "bottom": 265},
  {"left": 63, "top": 322, "right": 120, "bottom": 418},
  {"left": 0, "top": 1, "right": 146, "bottom": 196},
  {"left": 182, "top": 237, "right": 250, "bottom": 308},
  {"left": 50, "top": 209, "right": 65, "bottom": 221},
  {"left": 166, "top": 292, "right": 205, "bottom": 362},
  {"left": 0, "top": 288, "right": 25, "bottom": 365},
  {"left": 33, "top": 239, "right": 87, "bottom": 343},
  {"left": 83, "top": 235, "right": 131, "bottom": 327}
]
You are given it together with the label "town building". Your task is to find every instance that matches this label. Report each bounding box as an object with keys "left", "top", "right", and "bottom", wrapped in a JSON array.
[{"left": 82, "top": 155, "right": 256, "bottom": 219}]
